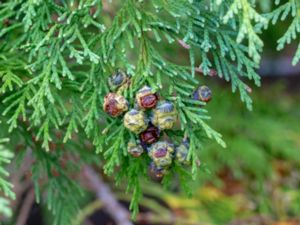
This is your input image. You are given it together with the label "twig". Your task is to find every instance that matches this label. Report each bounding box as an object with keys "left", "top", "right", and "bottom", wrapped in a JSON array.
[
  {"left": 194, "top": 67, "right": 217, "bottom": 77},
  {"left": 15, "top": 188, "right": 35, "bottom": 225},
  {"left": 83, "top": 166, "right": 133, "bottom": 225},
  {"left": 178, "top": 39, "right": 190, "bottom": 49}
]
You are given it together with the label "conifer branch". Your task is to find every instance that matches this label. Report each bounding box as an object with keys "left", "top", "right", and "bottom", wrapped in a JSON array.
[{"left": 1, "top": 1, "right": 297, "bottom": 223}]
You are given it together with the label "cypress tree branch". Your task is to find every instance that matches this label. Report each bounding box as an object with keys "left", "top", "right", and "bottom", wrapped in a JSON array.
[{"left": 1, "top": 0, "right": 298, "bottom": 223}]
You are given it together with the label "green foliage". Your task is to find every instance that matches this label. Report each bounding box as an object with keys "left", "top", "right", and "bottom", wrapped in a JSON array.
[
  {"left": 0, "top": 138, "right": 15, "bottom": 218},
  {"left": 0, "top": 197, "right": 12, "bottom": 218},
  {"left": 30, "top": 149, "right": 84, "bottom": 225},
  {"left": 217, "top": 0, "right": 268, "bottom": 63},
  {"left": 0, "top": 0, "right": 299, "bottom": 224},
  {"left": 186, "top": 1, "right": 262, "bottom": 109},
  {"left": 262, "top": 0, "right": 300, "bottom": 65}
]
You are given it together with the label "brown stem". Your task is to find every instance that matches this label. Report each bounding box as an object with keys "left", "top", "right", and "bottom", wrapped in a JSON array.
[
  {"left": 15, "top": 188, "right": 35, "bottom": 225},
  {"left": 83, "top": 166, "right": 133, "bottom": 225},
  {"left": 178, "top": 39, "right": 190, "bottom": 49},
  {"left": 194, "top": 67, "right": 217, "bottom": 77}
]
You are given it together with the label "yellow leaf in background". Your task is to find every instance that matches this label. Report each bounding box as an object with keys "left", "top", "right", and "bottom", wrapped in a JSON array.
[
  {"left": 164, "top": 194, "right": 200, "bottom": 209},
  {"left": 197, "top": 186, "right": 224, "bottom": 200},
  {"left": 272, "top": 221, "right": 299, "bottom": 225}
]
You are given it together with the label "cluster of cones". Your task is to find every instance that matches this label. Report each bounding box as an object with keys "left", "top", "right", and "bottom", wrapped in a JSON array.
[{"left": 103, "top": 70, "right": 212, "bottom": 180}]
